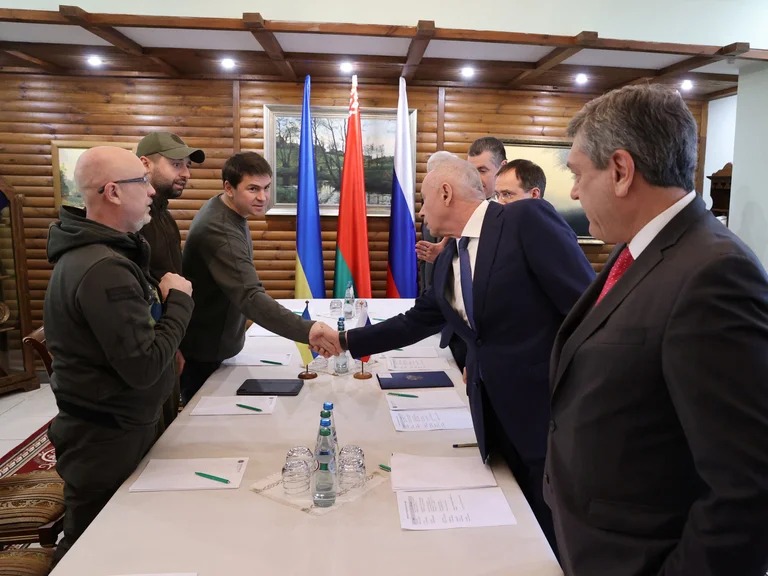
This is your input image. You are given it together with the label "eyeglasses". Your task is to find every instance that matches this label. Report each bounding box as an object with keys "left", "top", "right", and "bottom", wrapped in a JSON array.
[{"left": 97, "top": 174, "right": 150, "bottom": 194}]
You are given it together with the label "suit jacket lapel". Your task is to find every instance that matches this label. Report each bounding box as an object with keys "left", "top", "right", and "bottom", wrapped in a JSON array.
[
  {"left": 473, "top": 202, "right": 503, "bottom": 334},
  {"left": 552, "top": 196, "right": 709, "bottom": 397}
]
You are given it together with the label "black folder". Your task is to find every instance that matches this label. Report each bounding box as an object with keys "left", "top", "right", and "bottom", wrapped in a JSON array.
[
  {"left": 376, "top": 371, "right": 454, "bottom": 390},
  {"left": 236, "top": 378, "right": 304, "bottom": 396}
]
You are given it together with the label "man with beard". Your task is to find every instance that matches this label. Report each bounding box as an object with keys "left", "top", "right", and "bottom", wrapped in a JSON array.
[{"left": 137, "top": 132, "right": 205, "bottom": 424}]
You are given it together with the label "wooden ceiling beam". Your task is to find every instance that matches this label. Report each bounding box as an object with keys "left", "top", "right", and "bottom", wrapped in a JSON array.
[
  {"left": 706, "top": 86, "right": 738, "bottom": 101},
  {"left": 3, "top": 49, "right": 64, "bottom": 73},
  {"left": 243, "top": 12, "right": 296, "bottom": 81},
  {"left": 402, "top": 20, "right": 435, "bottom": 81},
  {"left": 58, "top": 5, "right": 180, "bottom": 76},
  {"left": 620, "top": 42, "right": 749, "bottom": 88},
  {"left": 509, "top": 31, "right": 597, "bottom": 86}
]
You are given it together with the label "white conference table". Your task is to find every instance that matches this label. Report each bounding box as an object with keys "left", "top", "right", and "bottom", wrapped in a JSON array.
[{"left": 51, "top": 299, "right": 562, "bottom": 576}]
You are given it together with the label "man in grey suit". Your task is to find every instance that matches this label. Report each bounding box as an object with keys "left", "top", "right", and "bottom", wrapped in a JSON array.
[{"left": 546, "top": 84, "right": 768, "bottom": 575}]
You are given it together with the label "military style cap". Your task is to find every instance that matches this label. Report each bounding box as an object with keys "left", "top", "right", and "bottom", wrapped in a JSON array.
[{"left": 136, "top": 132, "right": 205, "bottom": 163}]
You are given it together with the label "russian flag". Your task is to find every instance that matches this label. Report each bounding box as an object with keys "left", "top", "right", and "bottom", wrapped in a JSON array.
[
  {"left": 386, "top": 77, "right": 417, "bottom": 298},
  {"left": 295, "top": 76, "right": 325, "bottom": 299}
]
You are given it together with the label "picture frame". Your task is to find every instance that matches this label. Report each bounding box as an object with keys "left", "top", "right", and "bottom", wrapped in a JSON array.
[
  {"left": 503, "top": 140, "right": 598, "bottom": 242},
  {"left": 263, "top": 104, "right": 417, "bottom": 216},
  {"left": 51, "top": 141, "right": 136, "bottom": 210}
]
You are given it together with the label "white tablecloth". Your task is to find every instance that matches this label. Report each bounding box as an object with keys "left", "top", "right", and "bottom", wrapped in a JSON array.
[{"left": 51, "top": 299, "right": 562, "bottom": 576}]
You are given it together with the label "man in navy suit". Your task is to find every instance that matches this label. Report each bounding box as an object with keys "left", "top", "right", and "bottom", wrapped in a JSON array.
[
  {"left": 547, "top": 84, "right": 768, "bottom": 575},
  {"left": 337, "top": 155, "right": 594, "bottom": 552}
]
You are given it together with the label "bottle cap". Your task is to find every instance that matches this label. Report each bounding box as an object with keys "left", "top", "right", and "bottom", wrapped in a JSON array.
[
  {"left": 320, "top": 410, "right": 331, "bottom": 418},
  {"left": 323, "top": 402, "right": 334, "bottom": 411},
  {"left": 319, "top": 427, "right": 331, "bottom": 436},
  {"left": 320, "top": 418, "right": 331, "bottom": 427}
]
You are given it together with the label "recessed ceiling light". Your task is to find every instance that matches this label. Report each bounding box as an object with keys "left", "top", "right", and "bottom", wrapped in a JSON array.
[
  {"left": 680, "top": 79, "right": 693, "bottom": 91},
  {"left": 340, "top": 62, "right": 353, "bottom": 73},
  {"left": 575, "top": 73, "right": 588, "bottom": 85},
  {"left": 221, "top": 58, "right": 235, "bottom": 70},
  {"left": 460, "top": 66, "right": 474, "bottom": 79},
  {"left": 86, "top": 55, "right": 102, "bottom": 67}
]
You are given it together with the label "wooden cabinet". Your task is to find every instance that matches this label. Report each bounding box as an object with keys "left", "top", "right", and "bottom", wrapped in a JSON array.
[
  {"left": 0, "top": 177, "right": 38, "bottom": 394},
  {"left": 707, "top": 162, "right": 732, "bottom": 224}
]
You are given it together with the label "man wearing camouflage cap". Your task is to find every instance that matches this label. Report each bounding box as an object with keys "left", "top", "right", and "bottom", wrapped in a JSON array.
[{"left": 137, "top": 131, "right": 204, "bottom": 427}]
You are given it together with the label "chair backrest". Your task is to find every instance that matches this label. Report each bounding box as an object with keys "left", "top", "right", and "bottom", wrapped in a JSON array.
[{"left": 22, "top": 326, "right": 52, "bottom": 377}]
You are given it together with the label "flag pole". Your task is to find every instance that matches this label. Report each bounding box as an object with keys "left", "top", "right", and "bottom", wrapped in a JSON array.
[
  {"left": 354, "top": 360, "right": 372, "bottom": 380},
  {"left": 297, "top": 299, "right": 318, "bottom": 379}
]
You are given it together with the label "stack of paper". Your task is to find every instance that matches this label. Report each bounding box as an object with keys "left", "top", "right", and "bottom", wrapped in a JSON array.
[
  {"left": 386, "top": 389, "right": 465, "bottom": 411},
  {"left": 384, "top": 346, "right": 438, "bottom": 358},
  {"left": 386, "top": 389, "right": 471, "bottom": 432},
  {"left": 390, "top": 454, "right": 497, "bottom": 491},
  {"left": 387, "top": 453, "right": 516, "bottom": 530},
  {"left": 190, "top": 396, "right": 277, "bottom": 416},
  {"left": 221, "top": 352, "right": 291, "bottom": 366},
  {"left": 390, "top": 409, "right": 473, "bottom": 431},
  {"left": 385, "top": 357, "right": 450, "bottom": 372},
  {"left": 129, "top": 457, "right": 249, "bottom": 492}
]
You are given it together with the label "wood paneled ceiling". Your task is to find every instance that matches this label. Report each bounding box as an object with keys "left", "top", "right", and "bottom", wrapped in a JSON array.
[{"left": 1, "top": 7, "right": 766, "bottom": 100}]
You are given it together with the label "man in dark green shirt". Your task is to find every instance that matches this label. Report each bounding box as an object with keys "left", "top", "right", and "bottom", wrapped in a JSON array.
[{"left": 180, "top": 152, "right": 339, "bottom": 403}]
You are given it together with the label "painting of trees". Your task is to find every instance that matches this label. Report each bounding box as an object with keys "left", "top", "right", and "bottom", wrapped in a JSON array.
[{"left": 271, "top": 107, "right": 400, "bottom": 209}]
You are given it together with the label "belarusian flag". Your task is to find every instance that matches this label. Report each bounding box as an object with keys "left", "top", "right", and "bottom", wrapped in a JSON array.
[{"left": 333, "top": 75, "right": 372, "bottom": 298}]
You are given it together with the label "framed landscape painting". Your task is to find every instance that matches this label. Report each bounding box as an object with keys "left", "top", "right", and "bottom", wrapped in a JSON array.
[
  {"left": 503, "top": 141, "right": 594, "bottom": 240},
  {"left": 52, "top": 141, "right": 136, "bottom": 209},
  {"left": 263, "top": 104, "right": 417, "bottom": 216}
]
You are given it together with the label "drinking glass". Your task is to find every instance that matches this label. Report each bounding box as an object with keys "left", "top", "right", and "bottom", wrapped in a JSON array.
[
  {"left": 329, "top": 299, "right": 343, "bottom": 318},
  {"left": 339, "top": 444, "right": 364, "bottom": 461},
  {"left": 354, "top": 299, "right": 368, "bottom": 318},
  {"left": 337, "top": 455, "right": 366, "bottom": 491},
  {"left": 285, "top": 446, "right": 314, "bottom": 468},
  {"left": 282, "top": 458, "right": 311, "bottom": 495}
]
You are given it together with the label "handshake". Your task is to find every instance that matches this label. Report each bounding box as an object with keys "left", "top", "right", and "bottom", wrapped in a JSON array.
[{"left": 308, "top": 322, "right": 344, "bottom": 358}]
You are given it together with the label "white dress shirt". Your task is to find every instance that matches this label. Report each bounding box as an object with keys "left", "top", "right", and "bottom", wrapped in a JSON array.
[
  {"left": 448, "top": 201, "right": 489, "bottom": 328},
  {"left": 627, "top": 191, "right": 696, "bottom": 258}
]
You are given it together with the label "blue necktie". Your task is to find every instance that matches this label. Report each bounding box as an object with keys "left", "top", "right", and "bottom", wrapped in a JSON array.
[{"left": 458, "top": 236, "right": 475, "bottom": 330}]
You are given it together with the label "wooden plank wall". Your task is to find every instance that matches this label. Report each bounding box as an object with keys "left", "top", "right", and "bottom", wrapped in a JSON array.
[{"left": 0, "top": 74, "right": 706, "bottom": 324}]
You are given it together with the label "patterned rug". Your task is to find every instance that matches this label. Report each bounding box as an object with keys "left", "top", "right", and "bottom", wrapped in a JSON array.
[{"left": 0, "top": 422, "right": 56, "bottom": 480}]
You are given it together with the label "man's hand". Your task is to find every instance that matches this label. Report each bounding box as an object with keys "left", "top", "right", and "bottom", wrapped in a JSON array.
[
  {"left": 175, "top": 350, "right": 185, "bottom": 375},
  {"left": 158, "top": 272, "right": 193, "bottom": 301},
  {"left": 415, "top": 237, "right": 449, "bottom": 263},
  {"left": 309, "top": 322, "right": 342, "bottom": 357}
]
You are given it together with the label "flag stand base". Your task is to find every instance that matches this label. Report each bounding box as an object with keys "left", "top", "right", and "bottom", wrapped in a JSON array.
[
  {"left": 298, "top": 369, "right": 318, "bottom": 380},
  {"left": 354, "top": 362, "right": 373, "bottom": 380}
]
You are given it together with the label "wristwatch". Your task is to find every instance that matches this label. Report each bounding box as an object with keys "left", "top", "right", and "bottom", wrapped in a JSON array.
[{"left": 339, "top": 330, "right": 348, "bottom": 351}]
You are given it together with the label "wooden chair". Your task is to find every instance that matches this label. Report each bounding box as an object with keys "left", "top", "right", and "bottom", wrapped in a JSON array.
[
  {"left": 22, "top": 327, "right": 52, "bottom": 378},
  {"left": 0, "top": 470, "right": 64, "bottom": 549},
  {"left": 0, "top": 548, "right": 54, "bottom": 576},
  {"left": 0, "top": 327, "right": 65, "bottom": 559}
]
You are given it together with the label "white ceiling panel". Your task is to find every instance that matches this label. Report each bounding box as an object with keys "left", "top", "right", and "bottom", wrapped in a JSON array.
[
  {"left": 0, "top": 22, "right": 110, "bottom": 45},
  {"left": 424, "top": 40, "right": 552, "bottom": 62},
  {"left": 692, "top": 60, "right": 741, "bottom": 75},
  {"left": 116, "top": 28, "right": 263, "bottom": 51},
  {"left": 563, "top": 49, "right": 689, "bottom": 69},
  {"left": 275, "top": 33, "right": 410, "bottom": 56}
]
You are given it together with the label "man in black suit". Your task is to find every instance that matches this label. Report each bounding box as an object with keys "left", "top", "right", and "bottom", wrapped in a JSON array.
[
  {"left": 547, "top": 84, "right": 768, "bottom": 575},
  {"left": 338, "top": 155, "right": 594, "bottom": 553}
]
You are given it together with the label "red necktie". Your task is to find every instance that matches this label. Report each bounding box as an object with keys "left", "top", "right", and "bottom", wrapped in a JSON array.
[{"left": 596, "top": 247, "right": 634, "bottom": 305}]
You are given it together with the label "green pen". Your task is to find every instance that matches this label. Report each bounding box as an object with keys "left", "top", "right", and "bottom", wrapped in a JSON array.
[
  {"left": 260, "top": 359, "right": 283, "bottom": 365},
  {"left": 194, "top": 471, "right": 230, "bottom": 484},
  {"left": 387, "top": 392, "right": 419, "bottom": 398},
  {"left": 379, "top": 464, "right": 391, "bottom": 472},
  {"left": 373, "top": 317, "right": 386, "bottom": 321},
  {"left": 236, "top": 403, "right": 263, "bottom": 412}
]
